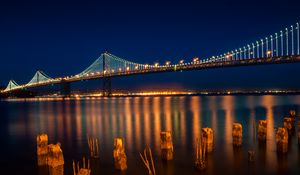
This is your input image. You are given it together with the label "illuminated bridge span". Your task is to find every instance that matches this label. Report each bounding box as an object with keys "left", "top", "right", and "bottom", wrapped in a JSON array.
[{"left": 1, "top": 22, "right": 300, "bottom": 96}]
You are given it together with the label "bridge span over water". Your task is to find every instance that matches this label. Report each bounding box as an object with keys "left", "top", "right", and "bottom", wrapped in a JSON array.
[{"left": 1, "top": 22, "right": 300, "bottom": 96}]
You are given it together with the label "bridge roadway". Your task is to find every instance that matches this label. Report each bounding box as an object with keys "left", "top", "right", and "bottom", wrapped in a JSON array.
[{"left": 2, "top": 55, "right": 300, "bottom": 93}]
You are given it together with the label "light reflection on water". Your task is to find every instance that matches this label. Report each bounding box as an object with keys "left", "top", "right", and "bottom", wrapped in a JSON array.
[{"left": 1, "top": 95, "right": 300, "bottom": 174}]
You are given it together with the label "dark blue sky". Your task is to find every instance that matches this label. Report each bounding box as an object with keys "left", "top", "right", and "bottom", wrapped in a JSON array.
[{"left": 0, "top": 0, "right": 300, "bottom": 90}]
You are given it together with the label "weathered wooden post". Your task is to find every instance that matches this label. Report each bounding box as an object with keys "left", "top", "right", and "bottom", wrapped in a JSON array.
[
  {"left": 194, "top": 137, "right": 207, "bottom": 171},
  {"left": 248, "top": 150, "right": 255, "bottom": 162},
  {"left": 72, "top": 157, "right": 91, "bottom": 175},
  {"left": 283, "top": 117, "right": 293, "bottom": 135},
  {"left": 258, "top": 120, "right": 267, "bottom": 141},
  {"left": 232, "top": 123, "right": 243, "bottom": 147},
  {"left": 113, "top": 138, "right": 127, "bottom": 171},
  {"left": 201, "top": 128, "right": 213, "bottom": 153},
  {"left": 160, "top": 131, "right": 174, "bottom": 160},
  {"left": 275, "top": 128, "right": 288, "bottom": 153},
  {"left": 36, "top": 134, "right": 49, "bottom": 166},
  {"left": 47, "top": 143, "right": 64, "bottom": 175},
  {"left": 140, "top": 147, "right": 156, "bottom": 175},
  {"left": 289, "top": 110, "right": 296, "bottom": 122},
  {"left": 88, "top": 137, "right": 100, "bottom": 158}
]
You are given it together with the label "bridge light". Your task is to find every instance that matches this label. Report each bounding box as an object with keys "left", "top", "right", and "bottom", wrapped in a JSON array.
[
  {"left": 126, "top": 66, "right": 130, "bottom": 71},
  {"left": 91, "top": 72, "right": 94, "bottom": 76},
  {"left": 135, "top": 65, "right": 138, "bottom": 69},
  {"left": 154, "top": 62, "right": 159, "bottom": 67},
  {"left": 165, "top": 61, "right": 171, "bottom": 66},
  {"left": 179, "top": 60, "right": 184, "bottom": 64},
  {"left": 104, "top": 70, "right": 107, "bottom": 74},
  {"left": 119, "top": 68, "right": 122, "bottom": 71},
  {"left": 193, "top": 57, "right": 199, "bottom": 63},
  {"left": 266, "top": 50, "right": 271, "bottom": 56},
  {"left": 112, "top": 69, "right": 115, "bottom": 73}
]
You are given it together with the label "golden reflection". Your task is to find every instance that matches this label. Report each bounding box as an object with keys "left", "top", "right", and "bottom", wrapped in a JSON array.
[
  {"left": 222, "top": 96, "right": 234, "bottom": 164},
  {"left": 133, "top": 97, "right": 142, "bottom": 150},
  {"left": 91, "top": 99, "right": 97, "bottom": 136},
  {"left": 209, "top": 96, "right": 218, "bottom": 138},
  {"left": 65, "top": 100, "right": 72, "bottom": 142},
  {"left": 179, "top": 96, "right": 186, "bottom": 149},
  {"left": 118, "top": 98, "right": 124, "bottom": 136},
  {"left": 153, "top": 97, "right": 161, "bottom": 152},
  {"left": 164, "top": 97, "right": 172, "bottom": 131},
  {"left": 111, "top": 98, "right": 117, "bottom": 139},
  {"left": 38, "top": 101, "right": 47, "bottom": 132},
  {"left": 248, "top": 109, "right": 255, "bottom": 146},
  {"left": 262, "top": 95, "right": 277, "bottom": 173},
  {"left": 143, "top": 97, "right": 151, "bottom": 146},
  {"left": 56, "top": 100, "right": 64, "bottom": 140},
  {"left": 46, "top": 102, "right": 54, "bottom": 138},
  {"left": 190, "top": 96, "right": 201, "bottom": 148},
  {"left": 75, "top": 100, "right": 83, "bottom": 148},
  {"left": 125, "top": 97, "right": 133, "bottom": 151},
  {"left": 102, "top": 98, "right": 110, "bottom": 142},
  {"left": 95, "top": 100, "right": 101, "bottom": 138},
  {"left": 86, "top": 100, "right": 92, "bottom": 135}
]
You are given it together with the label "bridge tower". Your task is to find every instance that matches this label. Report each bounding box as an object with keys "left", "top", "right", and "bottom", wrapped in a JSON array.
[{"left": 102, "top": 52, "right": 112, "bottom": 97}]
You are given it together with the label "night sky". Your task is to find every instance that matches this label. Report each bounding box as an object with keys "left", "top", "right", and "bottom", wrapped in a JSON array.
[{"left": 0, "top": 0, "right": 300, "bottom": 91}]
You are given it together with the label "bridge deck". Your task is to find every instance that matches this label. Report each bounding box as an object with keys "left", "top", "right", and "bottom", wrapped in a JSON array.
[{"left": 2, "top": 55, "right": 300, "bottom": 93}]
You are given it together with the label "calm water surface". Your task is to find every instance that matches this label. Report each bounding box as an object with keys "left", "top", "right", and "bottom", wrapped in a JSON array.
[{"left": 0, "top": 95, "right": 300, "bottom": 175}]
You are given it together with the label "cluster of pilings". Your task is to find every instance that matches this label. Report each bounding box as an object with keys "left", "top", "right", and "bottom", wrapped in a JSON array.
[
  {"left": 36, "top": 134, "right": 64, "bottom": 175},
  {"left": 276, "top": 110, "right": 298, "bottom": 153},
  {"left": 230, "top": 110, "right": 299, "bottom": 160},
  {"left": 35, "top": 110, "right": 300, "bottom": 174}
]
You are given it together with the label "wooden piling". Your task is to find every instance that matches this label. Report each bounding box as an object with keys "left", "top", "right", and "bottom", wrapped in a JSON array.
[
  {"left": 36, "top": 134, "right": 49, "bottom": 166},
  {"left": 257, "top": 120, "right": 267, "bottom": 141},
  {"left": 47, "top": 143, "right": 64, "bottom": 175},
  {"left": 248, "top": 150, "right": 255, "bottom": 162},
  {"left": 283, "top": 117, "right": 293, "bottom": 135},
  {"left": 160, "top": 131, "right": 174, "bottom": 160},
  {"left": 139, "top": 147, "right": 156, "bottom": 175},
  {"left": 201, "top": 128, "right": 214, "bottom": 153},
  {"left": 232, "top": 123, "right": 243, "bottom": 147},
  {"left": 276, "top": 127, "right": 288, "bottom": 153},
  {"left": 113, "top": 138, "right": 127, "bottom": 171},
  {"left": 88, "top": 137, "right": 100, "bottom": 158},
  {"left": 289, "top": 110, "right": 296, "bottom": 121},
  {"left": 194, "top": 137, "right": 207, "bottom": 171},
  {"left": 73, "top": 157, "right": 91, "bottom": 175}
]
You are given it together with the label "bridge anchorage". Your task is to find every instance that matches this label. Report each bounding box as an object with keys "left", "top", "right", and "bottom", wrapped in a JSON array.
[{"left": 0, "top": 22, "right": 300, "bottom": 97}]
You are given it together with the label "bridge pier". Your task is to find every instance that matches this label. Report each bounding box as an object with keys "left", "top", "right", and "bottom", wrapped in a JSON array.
[
  {"left": 60, "top": 82, "right": 71, "bottom": 97},
  {"left": 102, "top": 77, "right": 112, "bottom": 97}
]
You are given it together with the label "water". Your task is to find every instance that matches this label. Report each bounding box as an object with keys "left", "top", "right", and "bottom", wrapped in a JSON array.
[{"left": 0, "top": 95, "right": 300, "bottom": 175}]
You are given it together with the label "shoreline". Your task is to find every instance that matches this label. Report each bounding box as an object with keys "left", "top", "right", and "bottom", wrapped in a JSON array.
[{"left": 2, "top": 90, "right": 300, "bottom": 100}]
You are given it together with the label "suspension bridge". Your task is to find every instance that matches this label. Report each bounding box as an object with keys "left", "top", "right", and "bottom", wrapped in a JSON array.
[{"left": 1, "top": 22, "right": 300, "bottom": 97}]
